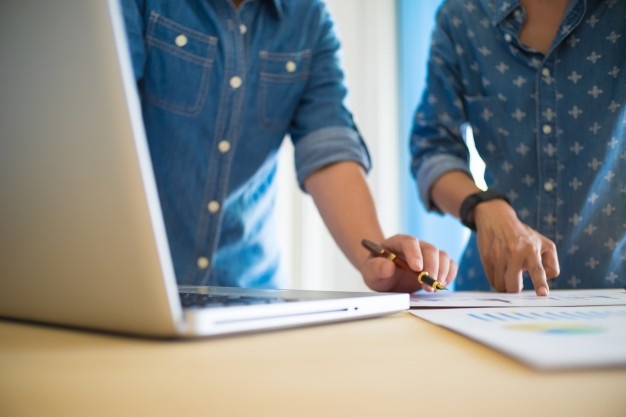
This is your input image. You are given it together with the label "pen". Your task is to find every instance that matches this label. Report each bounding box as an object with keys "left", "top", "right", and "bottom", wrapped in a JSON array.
[{"left": 361, "top": 239, "right": 448, "bottom": 291}]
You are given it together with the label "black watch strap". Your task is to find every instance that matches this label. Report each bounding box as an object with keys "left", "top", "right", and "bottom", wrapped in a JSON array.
[{"left": 459, "top": 190, "right": 510, "bottom": 231}]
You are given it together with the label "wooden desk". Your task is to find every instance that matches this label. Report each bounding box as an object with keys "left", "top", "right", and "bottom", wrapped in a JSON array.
[{"left": 1, "top": 312, "right": 625, "bottom": 417}]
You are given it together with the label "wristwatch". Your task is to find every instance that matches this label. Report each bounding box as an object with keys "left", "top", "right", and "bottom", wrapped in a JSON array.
[{"left": 459, "top": 190, "right": 510, "bottom": 231}]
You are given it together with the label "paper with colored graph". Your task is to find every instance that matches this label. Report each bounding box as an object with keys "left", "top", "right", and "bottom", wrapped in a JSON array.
[
  {"left": 411, "top": 306, "right": 626, "bottom": 370},
  {"left": 410, "top": 288, "right": 626, "bottom": 308}
]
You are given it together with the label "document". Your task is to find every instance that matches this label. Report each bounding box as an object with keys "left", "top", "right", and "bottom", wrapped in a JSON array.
[
  {"left": 410, "top": 288, "right": 626, "bottom": 308},
  {"left": 411, "top": 306, "right": 626, "bottom": 370}
]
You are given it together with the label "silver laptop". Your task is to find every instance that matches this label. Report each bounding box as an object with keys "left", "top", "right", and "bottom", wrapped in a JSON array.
[{"left": 0, "top": 0, "right": 408, "bottom": 337}]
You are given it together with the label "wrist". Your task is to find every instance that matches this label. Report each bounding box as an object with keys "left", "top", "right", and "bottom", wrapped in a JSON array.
[{"left": 459, "top": 190, "right": 511, "bottom": 231}]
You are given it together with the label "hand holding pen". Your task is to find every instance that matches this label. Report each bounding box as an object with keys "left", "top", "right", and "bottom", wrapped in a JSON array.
[{"left": 362, "top": 239, "right": 447, "bottom": 290}]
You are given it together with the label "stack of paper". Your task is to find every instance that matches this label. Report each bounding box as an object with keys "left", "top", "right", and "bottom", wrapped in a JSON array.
[{"left": 409, "top": 289, "right": 626, "bottom": 370}]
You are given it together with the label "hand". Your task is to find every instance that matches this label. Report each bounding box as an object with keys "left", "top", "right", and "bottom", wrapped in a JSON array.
[
  {"left": 360, "top": 234, "right": 458, "bottom": 293},
  {"left": 474, "top": 200, "right": 560, "bottom": 295}
]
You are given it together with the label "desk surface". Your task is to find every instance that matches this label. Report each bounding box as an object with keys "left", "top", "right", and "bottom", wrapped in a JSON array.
[{"left": 1, "top": 312, "right": 625, "bottom": 417}]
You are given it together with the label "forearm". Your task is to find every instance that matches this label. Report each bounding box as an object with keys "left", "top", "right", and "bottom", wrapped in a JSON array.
[
  {"left": 430, "top": 170, "right": 482, "bottom": 219},
  {"left": 430, "top": 170, "right": 516, "bottom": 230},
  {"left": 303, "top": 161, "right": 384, "bottom": 270}
]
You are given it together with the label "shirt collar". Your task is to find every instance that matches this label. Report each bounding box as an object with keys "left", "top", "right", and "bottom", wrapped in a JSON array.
[
  {"left": 491, "top": 0, "right": 522, "bottom": 25},
  {"left": 491, "top": 0, "right": 582, "bottom": 25},
  {"left": 238, "top": 0, "right": 284, "bottom": 19}
]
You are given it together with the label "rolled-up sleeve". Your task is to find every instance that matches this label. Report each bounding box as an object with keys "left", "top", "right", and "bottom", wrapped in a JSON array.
[
  {"left": 288, "top": 1, "right": 371, "bottom": 190},
  {"left": 294, "top": 126, "right": 370, "bottom": 188}
]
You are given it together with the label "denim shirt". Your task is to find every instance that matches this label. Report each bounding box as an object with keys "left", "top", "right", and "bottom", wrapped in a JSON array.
[
  {"left": 411, "top": 0, "right": 626, "bottom": 290},
  {"left": 122, "top": 0, "right": 370, "bottom": 288}
]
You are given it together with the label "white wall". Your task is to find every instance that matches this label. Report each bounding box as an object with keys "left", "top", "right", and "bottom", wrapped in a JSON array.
[{"left": 276, "top": 0, "right": 400, "bottom": 291}]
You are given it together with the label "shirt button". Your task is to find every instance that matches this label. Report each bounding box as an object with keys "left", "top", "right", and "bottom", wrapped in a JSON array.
[
  {"left": 229, "top": 76, "right": 243, "bottom": 89},
  {"left": 197, "top": 257, "right": 210, "bottom": 269},
  {"left": 504, "top": 33, "right": 512, "bottom": 43},
  {"left": 218, "top": 140, "right": 231, "bottom": 153},
  {"left": 544, "top": 181, "right": 555, "bottom": 192},
  {"left": 541, "top": 67, "right": 550, "bottom": 77},
  {"left": 207, "top": 201, "right": 220, "bottom": 213},
  {"left": 542, "top": 124, "right": 552, "bottom": 135},
  {"left": 239, "top": 24, "right": 247, "bottom": 35},
  {"left": 175, "top": 34, "right": 188, "bottom": 47},
  {"left": 285, "top": 60, "right": 297, "bottom": 73}
]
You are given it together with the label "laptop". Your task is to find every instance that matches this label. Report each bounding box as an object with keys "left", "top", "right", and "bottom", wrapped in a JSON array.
[{"left": 0, "top": 0, "right": 408, "bottom": 338}]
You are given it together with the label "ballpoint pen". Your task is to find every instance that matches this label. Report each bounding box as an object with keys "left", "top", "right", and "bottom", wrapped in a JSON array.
[{"left": 361, "top": 239, "right": 448, "bottom": 291}]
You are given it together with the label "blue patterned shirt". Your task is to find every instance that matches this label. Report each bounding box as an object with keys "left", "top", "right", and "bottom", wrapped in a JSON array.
[
  {"left": 411, "top": 0, "right": 626, "bottom": 290},
  {"left": 122, "top": 0, "right": 370, "bottom": 288}
]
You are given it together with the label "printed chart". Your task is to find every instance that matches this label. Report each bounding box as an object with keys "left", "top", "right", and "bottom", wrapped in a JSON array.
[{"left": 411, "top": 306, "right": 626, "bottom": 370}]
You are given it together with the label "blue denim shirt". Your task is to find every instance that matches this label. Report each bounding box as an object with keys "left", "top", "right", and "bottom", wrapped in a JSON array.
[
  {"left": 411, "top": 0, "right": 626, "bottom": 290},
  {"left": 122, "top": 0, "right": 370, "bottom": 288}
]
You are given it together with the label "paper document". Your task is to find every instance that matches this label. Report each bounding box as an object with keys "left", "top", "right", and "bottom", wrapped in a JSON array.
[
  {"left": 411, "top": 306, "right": 626, "bottom": 370},
  {"left": 410, "top": 288, "right": 626, "bottom": 308}
]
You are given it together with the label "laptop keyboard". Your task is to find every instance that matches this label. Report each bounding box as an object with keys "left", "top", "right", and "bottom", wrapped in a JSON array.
[{"left": 179, "top": 292, "right": 292, "bottom": 309}]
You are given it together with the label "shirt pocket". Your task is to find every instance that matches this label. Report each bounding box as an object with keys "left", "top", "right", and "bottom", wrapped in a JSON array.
[
  {"left": 142, "top": 12, "right": 217, "bottom": 116},
  {"left": 258, "top": 50, "right": 312, "bottom": 131},
  {"left": 462, "top": 95, "right": 506, "bottom": 164}
]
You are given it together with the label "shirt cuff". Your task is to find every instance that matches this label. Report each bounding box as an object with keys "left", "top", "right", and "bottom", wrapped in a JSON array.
[
  {"left": 294, "top": 126, "right": 371, "bottom": 191},
  {"left": 417, "top": 154, "right": 471, "bottom": 213}
]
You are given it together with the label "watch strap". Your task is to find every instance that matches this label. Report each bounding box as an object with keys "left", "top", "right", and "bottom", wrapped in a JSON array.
[{"left": 459, "top": 190, "right": 510, "bottom": 231}]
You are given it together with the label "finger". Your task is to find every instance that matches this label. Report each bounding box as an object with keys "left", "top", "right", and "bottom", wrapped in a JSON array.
[
  {"left": 363, "top": 255, "right": 427, "bottom": 293},
  {"left": 436, "top": 251, "right": 451, "bottom": 287},
  {"left": 541, "top": 239, "right": 560, "bottom": 279},
  {"left": 526, "top": 256, "right": 549, "bottom": 296},
  {"left": 446, "top": 260, "right": 459, "bottom": 286},
  {"left": 422, "top": 248, "right": 440, "bottom": 281},
  {"left": 503, "top": 250, "right": 524, "bottom": 293},
  {"left": 504, "top": 268, "right": 523, "bottom": 293},
  {"left": 420, "top": 244, "right": 440, "bottom": 292},
  {"left": 489, "top": 244, "right": 507, "bottom": 292},
  {"left": 361, "top": 257, "right": 396, "bottom": 292},
  {"left": 372, "top": 257, "right": 395, "bottom": 278},
  {"left": 480, "top": 254, "right": 497, "bottom": 290},
  {"left": 384, "top": 234, "right": 424, "bottom": 272},
  {"left": 477, "top": 233, "right": 497, "bottom": 290}
]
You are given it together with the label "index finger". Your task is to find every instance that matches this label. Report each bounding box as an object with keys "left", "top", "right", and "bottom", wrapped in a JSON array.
[{"left": 381, "top": 234, "right": 424, "bottom": 272}]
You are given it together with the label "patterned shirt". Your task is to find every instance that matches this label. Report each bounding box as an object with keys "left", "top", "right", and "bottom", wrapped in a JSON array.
[
  {"left": 122, "top": 0, "right": 370, "bottom": 288},
  {"left": 410, "top": 0, "right": 626, "bottom": 290}
]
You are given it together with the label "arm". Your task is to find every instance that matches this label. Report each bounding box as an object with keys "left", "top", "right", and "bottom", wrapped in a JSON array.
[
  {"left": 304, "top": 161, "right": 457, "bottom": 293},
  {"left": 411, "top": 6, "right": 558, "bottom": 295},
  {"left": 290, "top": 3, "right": 456, "bottom": 292}
]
